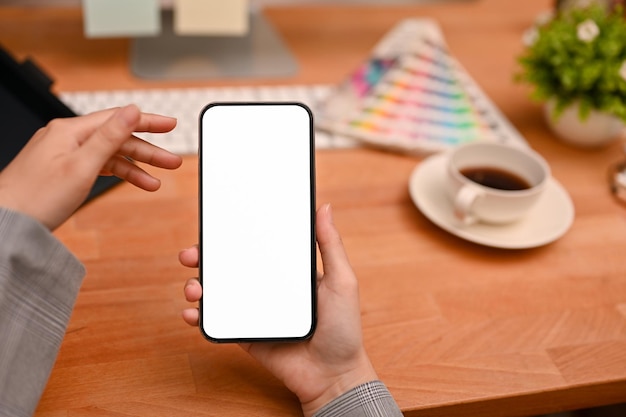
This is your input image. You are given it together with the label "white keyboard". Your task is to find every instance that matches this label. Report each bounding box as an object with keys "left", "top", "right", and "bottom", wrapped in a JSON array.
[{"left": 59, "top": 84, "right": 360, "bottom": 155}]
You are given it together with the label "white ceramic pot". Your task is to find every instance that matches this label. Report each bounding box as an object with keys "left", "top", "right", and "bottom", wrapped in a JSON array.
[{"left": 544, "top": 100, "right": 625, "bottom": 148}]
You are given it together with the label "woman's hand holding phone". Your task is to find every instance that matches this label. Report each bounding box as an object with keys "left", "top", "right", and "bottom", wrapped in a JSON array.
[{"left": 180, "top": 204, "right": 379, "bottom": 417}]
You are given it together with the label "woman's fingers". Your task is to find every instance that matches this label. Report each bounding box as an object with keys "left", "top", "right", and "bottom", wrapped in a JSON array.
[
  {"left": 182, "top": 278, "right": 202, "bottom": 326},
  {"left": 184, "top": 278, "right": 202, "bottom": 302},
  {"left": 182, "top": 308, "right": 199, "bottom": 326},
  {"left": 117, "top": 136, "right": 183, "bottom": 170},
  {"left": 179, "top": 246, "right": 200, "bottom": 268}
]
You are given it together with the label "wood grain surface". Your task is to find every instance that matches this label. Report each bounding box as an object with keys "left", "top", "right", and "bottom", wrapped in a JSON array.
[{"left": 2, "top": 0, "right": 626, "bottom": 415}]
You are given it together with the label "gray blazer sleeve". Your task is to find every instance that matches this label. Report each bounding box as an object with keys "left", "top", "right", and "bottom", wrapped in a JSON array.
[
  {"left": 313, "top": 380, "right": 403, "bottom": 417},
  {"left": 0, "top": 209, "right": 85, "bottom": 417}
]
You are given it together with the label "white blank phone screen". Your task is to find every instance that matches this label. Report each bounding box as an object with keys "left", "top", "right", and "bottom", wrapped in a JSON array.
[{"left": 200, "top": 103, "right": 314, "bottom": 341}]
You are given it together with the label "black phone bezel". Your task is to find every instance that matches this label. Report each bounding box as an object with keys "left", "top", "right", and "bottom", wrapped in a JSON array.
[{"left": 197, "top": 101, "right": 317, "bottom": 343}]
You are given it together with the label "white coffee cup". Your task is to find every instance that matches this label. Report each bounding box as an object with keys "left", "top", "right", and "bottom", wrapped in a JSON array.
[{"left": 445, "top": 142, "right": 551, "bottom": 225}]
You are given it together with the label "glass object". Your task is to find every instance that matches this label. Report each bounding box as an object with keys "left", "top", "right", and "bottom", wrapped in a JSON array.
[{"left": 608, "top": 145, "right": 626, "bottom": 204}]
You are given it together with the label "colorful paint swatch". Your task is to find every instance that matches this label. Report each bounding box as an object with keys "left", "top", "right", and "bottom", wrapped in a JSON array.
[{"left": 315, "top": 27, "right": 526, "bottom": 155}]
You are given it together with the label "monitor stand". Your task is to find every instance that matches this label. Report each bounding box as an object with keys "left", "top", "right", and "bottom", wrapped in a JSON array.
[{"left": 130, "top": 9, "right": 297, "bottom": 80}]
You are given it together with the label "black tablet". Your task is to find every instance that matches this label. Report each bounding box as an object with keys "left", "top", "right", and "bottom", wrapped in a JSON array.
[{"left": 0, "top": 45, "right": 121, "bottom": 203}]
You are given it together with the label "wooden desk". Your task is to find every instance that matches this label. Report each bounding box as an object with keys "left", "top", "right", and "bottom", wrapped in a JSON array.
[{"left": 2, "top": 1, "right": 626, "bottom": 416}]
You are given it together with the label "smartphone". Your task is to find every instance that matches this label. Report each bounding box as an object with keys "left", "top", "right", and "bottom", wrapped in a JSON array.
[{"left": 199, "top": 102, "right": 316, "bottom": 343}]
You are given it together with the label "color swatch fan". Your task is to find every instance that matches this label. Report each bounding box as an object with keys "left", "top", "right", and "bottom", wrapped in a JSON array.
[{"left": 315, "top": 19, "right": 527, "bottom": 155}]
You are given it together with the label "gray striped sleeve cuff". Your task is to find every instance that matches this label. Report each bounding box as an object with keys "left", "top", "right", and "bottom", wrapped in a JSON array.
[{"left": 313, "top": 380, "right": 403, "bottom": 417}]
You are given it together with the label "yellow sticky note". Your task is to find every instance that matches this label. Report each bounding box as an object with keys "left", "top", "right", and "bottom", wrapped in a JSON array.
[{"left": 174, "top": 0, "right": 249, "bottom": 36}]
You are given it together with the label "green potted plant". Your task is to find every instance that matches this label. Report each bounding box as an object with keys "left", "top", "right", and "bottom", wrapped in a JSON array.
[{"left": 517, "top": 3, "right": 626, "bottom": 147}]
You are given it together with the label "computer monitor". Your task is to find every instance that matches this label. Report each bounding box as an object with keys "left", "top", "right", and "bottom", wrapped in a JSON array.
[
  {"left": 80, "top": 0, "right": 298, "bottom": 80},
  {"left": 80, "top": 0, "right": 459, "bottom": 80},
  {"left": 5, "top": 0, "right": 467, "bottom": 80}
]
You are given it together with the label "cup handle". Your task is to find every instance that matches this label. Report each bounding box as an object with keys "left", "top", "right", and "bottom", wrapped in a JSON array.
[{"left": 453, "top": 185, "right": 482, "bottom": 225}]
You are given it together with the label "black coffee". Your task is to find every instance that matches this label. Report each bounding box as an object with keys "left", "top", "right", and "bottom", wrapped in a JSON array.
[{"left": 460, "top": 166, "right": 531, "bottom": 191}]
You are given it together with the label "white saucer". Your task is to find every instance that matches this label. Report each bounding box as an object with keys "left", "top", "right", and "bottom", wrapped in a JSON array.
[{"left": 408, "top": 153, "right": 575, "bottom": 249}]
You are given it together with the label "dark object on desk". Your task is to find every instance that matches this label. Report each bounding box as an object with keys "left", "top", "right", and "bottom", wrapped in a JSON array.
[
  {"left": 0, "top": 45, "right": 121, "bottom": 204},
  {"left": 534, "top": 401, "right": 626, "bottom": 416}
]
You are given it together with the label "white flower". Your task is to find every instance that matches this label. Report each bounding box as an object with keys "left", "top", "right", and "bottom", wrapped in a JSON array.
[
  {"left": 620, "top": 61, "right": 626, "bottom": 82},
  {"left": 577, "top": 19, "right": 600, "bottom": 42},
  {"left": 534, "top": 10, "right": 554, "bottom": 26},
  {"left": 522, "top": 26, "right": 539, "bottom": 46}
]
